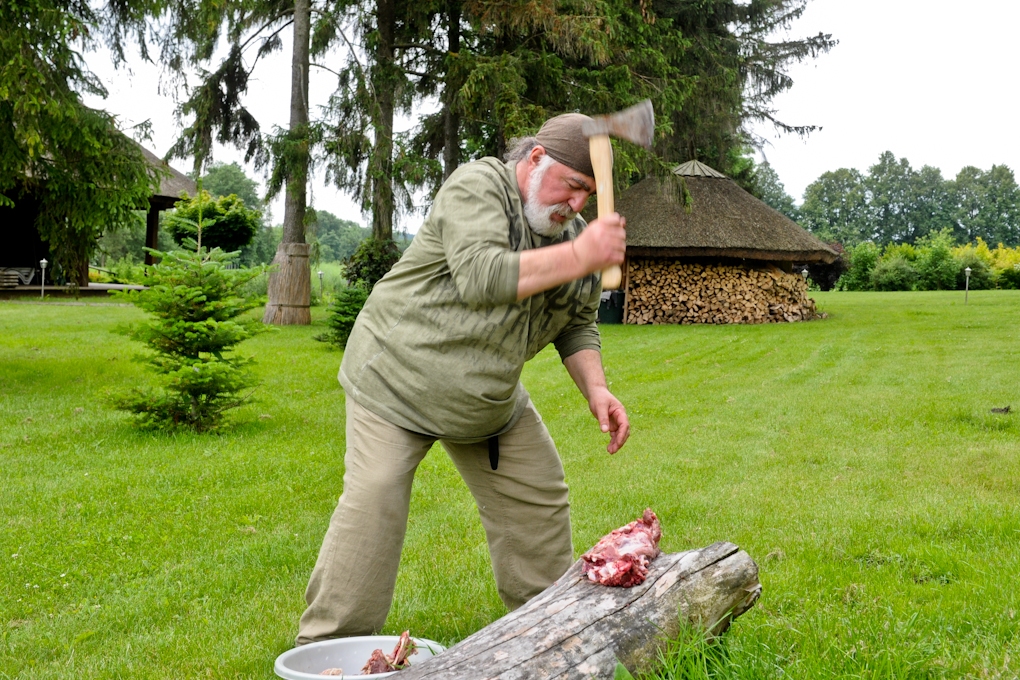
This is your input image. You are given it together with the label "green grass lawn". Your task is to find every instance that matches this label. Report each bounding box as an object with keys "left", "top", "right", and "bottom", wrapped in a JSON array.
[{"left": 2, "top": 291, "right": 1019, "bottom": 679}]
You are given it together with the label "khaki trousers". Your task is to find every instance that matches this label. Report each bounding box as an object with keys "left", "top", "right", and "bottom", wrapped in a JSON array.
[{"left": 297, "top": 398, "right": 573, "bottom": 644}]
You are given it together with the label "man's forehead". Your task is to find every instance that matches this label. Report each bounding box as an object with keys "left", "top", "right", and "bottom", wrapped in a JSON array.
[{"left": 547, "top": 159, "right": 595, "bottom": 191}]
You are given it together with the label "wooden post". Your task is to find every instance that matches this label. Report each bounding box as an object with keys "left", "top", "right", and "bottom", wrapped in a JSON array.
[
  {"left": 144, "top": 203, "right": 160, "bottom": 266},
  {"left": 397, "top": 542, "right": 760, "bottom": 680},
  {"left": 622, "top": 255, "right": 630, "bottom": 324}
]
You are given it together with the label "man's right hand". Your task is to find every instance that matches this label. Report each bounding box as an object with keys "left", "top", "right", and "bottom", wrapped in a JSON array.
[
  {"left": 517, "top": 212, "right": 627, "bottom": 300},
  {"left": 572, "top": 212, "right": 627, "bottom": 275}
]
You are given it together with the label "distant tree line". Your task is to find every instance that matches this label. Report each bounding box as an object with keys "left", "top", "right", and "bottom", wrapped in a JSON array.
[
  {"left": 310, "top": 210, "right": 370, "bottom": 263},
  {"left": 756, "top": 152, "right": 1020, "bottom": 248}
]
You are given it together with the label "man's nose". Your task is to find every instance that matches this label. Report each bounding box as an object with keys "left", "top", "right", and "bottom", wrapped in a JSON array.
[{"left": 568, "top": 193, "right": 588, "bottom": 213}]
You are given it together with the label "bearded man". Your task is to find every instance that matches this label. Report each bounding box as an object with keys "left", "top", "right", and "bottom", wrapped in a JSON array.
[{"left": 297, "top": 113, "right": 630, "bottom": 644}]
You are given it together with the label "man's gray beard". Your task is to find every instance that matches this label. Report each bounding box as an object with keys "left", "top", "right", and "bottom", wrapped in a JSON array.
[{"left": 524, "top": 156, "right": 577, "bottom": 237}]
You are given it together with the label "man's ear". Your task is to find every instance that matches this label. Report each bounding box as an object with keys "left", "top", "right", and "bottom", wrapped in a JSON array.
[{"left": 528, "top": 145, "right": 547, "bottom": 167}]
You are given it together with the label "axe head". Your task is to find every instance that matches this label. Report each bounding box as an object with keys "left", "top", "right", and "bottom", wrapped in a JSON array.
[{"left": 582, "top": 100, "right": 655, "bottom": 148}]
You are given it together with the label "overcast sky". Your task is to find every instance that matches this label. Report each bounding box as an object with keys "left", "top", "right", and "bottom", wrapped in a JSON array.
[
  {"left": 84, "top": 0, "right": 1020, "bottom": 230},
  {"left": 752, "top": 0, "right": 1020, "bottom": 202}
]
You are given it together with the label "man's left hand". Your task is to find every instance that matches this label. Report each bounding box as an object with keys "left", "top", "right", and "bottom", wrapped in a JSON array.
[{"left": 587, "top": 387, "right": 630, "bottom": 454}]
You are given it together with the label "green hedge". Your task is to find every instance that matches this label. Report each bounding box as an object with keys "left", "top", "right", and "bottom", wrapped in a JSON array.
[{"left": 835, "top": 231, "right": 1020, "bottom": 291}]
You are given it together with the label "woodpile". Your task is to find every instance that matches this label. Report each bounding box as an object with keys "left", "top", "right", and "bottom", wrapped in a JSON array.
[{"left": 625, "top": 258, "right": 820, "bottom": 325}]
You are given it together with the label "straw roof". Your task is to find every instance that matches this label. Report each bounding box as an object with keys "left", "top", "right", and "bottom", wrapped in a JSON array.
[
  {"left": 139, "top": 144, "right": 197, "bottom": 208},
  {"left": 611, "top": 162, "right": 837, "bottom": 263}
]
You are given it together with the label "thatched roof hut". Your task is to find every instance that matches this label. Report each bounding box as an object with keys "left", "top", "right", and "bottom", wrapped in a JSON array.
[
  {"left": 0, "top": 143, "right": 196, "bottom": 285},
  {"left": 619, "top": 160, "right": 837, "bottom": 263},
  {"left": 139, "top": 144, "right": 197, "bottom": 210},
  {"left": 601, "top": 161, "right": 835, "bottom": 325}
]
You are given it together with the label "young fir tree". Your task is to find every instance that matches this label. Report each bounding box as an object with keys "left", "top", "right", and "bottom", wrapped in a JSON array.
[{"left": 114, "top": 235, "right": 267, "bottom": 432}]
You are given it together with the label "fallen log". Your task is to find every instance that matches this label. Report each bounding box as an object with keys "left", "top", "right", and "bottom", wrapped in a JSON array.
[{"left": 399, "top": 542, "right": 761, "bottom": 680}]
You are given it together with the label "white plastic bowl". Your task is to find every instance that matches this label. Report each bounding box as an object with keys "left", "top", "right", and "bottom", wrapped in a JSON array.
[{"left": 274, "top": 636, "right": 446, "bottom": 679}]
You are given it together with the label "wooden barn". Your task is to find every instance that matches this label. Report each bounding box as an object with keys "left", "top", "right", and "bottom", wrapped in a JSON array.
[
  {"left": 0, "top": 144, "right": 195, "bottom": 289},
  {"left": 610, "top": 161, "right": 837, "bottom": 325}
]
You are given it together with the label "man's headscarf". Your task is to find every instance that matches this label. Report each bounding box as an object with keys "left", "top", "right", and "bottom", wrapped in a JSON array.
[{"left": 535, "top": 113, "right": 595, "bottom": 179}]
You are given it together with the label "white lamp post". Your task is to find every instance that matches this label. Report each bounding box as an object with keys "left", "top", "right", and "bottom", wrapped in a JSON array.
[
  {"left": 39, "top": 258, "right": 47, "bottom": 299},
  {"left": 317, "top": 270, "right": 324, "bottom": 299},
  {"left": 964, "top": 266, "right": 972, "bottom": 305}
]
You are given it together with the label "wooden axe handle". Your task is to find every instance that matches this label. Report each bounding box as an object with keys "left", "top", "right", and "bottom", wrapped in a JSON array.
[{"left": 589, "top": 134, "right": 622, "bottom": 290}]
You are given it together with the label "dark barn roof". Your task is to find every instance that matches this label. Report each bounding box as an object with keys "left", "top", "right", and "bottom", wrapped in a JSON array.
[
  {"left": 139, "top": 145, "right": 197, "bottom": 208},
  {"left": 614, "top": 161, "right": 837, "bottom": 263}
]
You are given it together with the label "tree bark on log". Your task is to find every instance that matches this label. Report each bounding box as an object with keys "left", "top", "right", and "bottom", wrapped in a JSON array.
[
  {"left": 262, "top": 243, "right": 311, "bottom": 325},
  {"left": 399, "top": 542, "right": 761, "bottom": 680}
]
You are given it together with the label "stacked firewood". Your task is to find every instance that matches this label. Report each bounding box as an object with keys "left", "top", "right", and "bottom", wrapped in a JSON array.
[{"left": 625, "top": 259, "right": 819, "bottom": 325}]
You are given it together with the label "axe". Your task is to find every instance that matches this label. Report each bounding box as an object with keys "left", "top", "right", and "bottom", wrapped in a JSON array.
[{"left": 582, "top": 100, "right": 655, "bottom": 290}]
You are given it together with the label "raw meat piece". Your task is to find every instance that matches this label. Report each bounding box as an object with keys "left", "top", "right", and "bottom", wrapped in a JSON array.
[
  {"left": 319, "top": 669, "right": 344, "bottom": 676},
  {"left": 361, "top": 649, "right": 391, "bottom": 674},
  {"left": 581, "top": 509, "right": 662, "bottom": 587},
  {"left": 361, "top": 630, "right": 417, "bottom": 674}
]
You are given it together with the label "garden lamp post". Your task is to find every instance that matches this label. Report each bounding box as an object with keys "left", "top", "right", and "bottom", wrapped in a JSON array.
[
  {"left": 39, "top": 258, "right": 47, "bottom": 299},
  {"left": 318, "top": 270, "right": 324, "bottom": 299},
  {"left": 964, "top": 266, "right": 971, "bottom": 305}
]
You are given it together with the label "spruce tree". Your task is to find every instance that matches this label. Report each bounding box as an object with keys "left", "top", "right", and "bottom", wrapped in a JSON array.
[{"left": 114, "top": 241, "right": 266, "bottom": 431}]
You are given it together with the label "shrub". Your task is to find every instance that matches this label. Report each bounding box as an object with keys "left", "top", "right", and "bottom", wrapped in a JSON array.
[
  {"left": 316, "top": 285, "right": 369, "bottom": 349},
  {"left": 835, "top": 241, "right": 880, "bottom": 291},
  {"left": 108, "top": 256, "right": 146, "bottom": 284},
  {"left": 915, "top": 229, "right": 958, "bottom": 290},
  {"left": 988, "top": 242, "right": 1020, "bottom": 288},
  {"left": 989, "top": 242, "right": 1020, "bottom": 275},
  {"left": 113, "top": 242, "right": 267, "bottom": 431},
  {"left": 955, "top": 251, "right": 995, "bottom": 290},
  {"left": 345, "top": 238, "right": 400, "bottom": 290},
  {"left": 998, "top": 263, "right": 1020, "bottom": 289},
  {"left": 871, "top": 256, "right": 918, "bottom": 291},
  {"left": 167, "top": 191, "right": 261, "bottom": 253},
  {"left": 883, "top": 242, "right": 918, "bottom": 262}
]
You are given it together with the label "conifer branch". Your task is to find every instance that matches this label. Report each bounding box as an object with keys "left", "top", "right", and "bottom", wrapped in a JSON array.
[{"left": 238, "top": 11, "right": 296, "bottom": 53}]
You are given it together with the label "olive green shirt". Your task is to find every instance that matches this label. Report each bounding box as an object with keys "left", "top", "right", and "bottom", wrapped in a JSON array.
[{"left": 339, "top": 157, "right": 602, "bottom": 441}]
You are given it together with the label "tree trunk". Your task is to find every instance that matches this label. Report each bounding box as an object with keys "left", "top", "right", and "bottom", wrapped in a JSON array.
[
  {"left": 263, "top": 243, "right": 312, "bottom": 325},
  {"left": 398, "top": 542, "right": 761, "bottom": 680},
  {"left": 263, "top": 0, "right": 311, "bottom": 325},
  {"left": 492, "top": 33, "right": 511, "bottom": 161},
  {"left": 371, "top": 0, "right": 395, "bottom": 241},
  {"left": 442, "top": 0, "right": 461, "bottom": 181}
]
